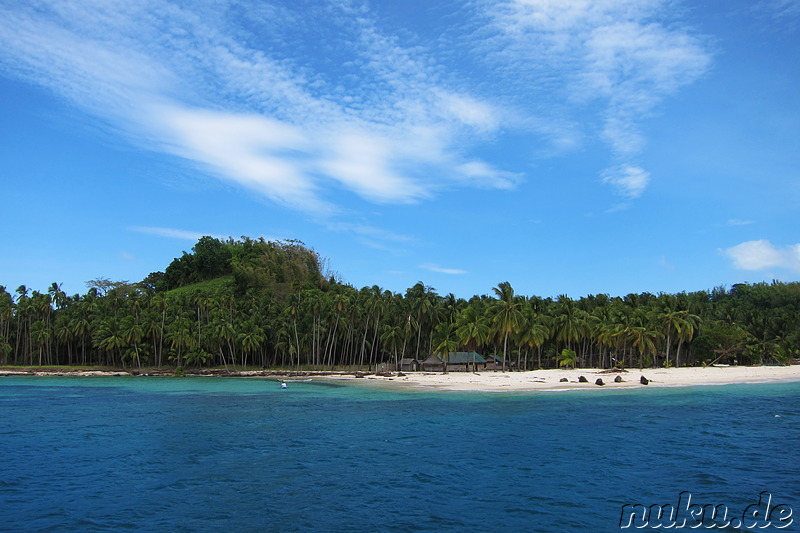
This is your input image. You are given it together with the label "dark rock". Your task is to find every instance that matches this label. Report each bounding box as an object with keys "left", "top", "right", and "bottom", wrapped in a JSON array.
[
  {"left": 578, "top": 375, "right": 588, "bottom": 383},
  {"left": 640, "top": 375, "right": 649, "bottom": 385},
  {"left": 559, "top": 377, "right": 568, "bottom": 382},
  {"left": 614, "top": 375, "right": 623, "bottom": 383},
  {"left": 595, "top": 378, "right": 604, "bottom": 386}
]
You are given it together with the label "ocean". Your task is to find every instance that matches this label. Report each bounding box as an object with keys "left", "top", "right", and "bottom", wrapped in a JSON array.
[{"left": 1, "top": 376, "right": 798, "bottom": 532}]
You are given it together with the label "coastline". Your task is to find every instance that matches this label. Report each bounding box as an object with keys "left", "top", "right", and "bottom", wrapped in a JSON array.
[
  {"left": 326, "top": 365, "right": 800, "bottom": 392},
  {"left": 2, "top": 365, "right": 799, "bottom": 392}
]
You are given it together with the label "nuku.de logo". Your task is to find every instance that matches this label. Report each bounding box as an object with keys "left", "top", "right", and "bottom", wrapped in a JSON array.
[{"left": 619, "top": 491, "right": 793, "bottom": 529}]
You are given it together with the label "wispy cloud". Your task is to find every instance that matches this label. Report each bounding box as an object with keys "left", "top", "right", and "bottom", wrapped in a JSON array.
[
  {"left": 131, "top": 226, "right": 230, "bottom": 241},
  {"left": 0, "top": 0, "right": 519, "bottom": 217},
  {"left": 0, "top": 0, "right": 711, "bottom": 225},
  {"left": 726, "top": 219, "right": 755, "bottom": 226},
  {"left": 757, "top": 0, "right": 800, "bottom": 19},
  {"left": 421, "top": 263, "right": 468, "bottom": 275},
  {"left": 480, "top": 0, "right": 711, "bottom": 198},
  {"left": 601, "top": 165, "right": 650, "bottom": 199},
  {"left": 722, "top": 240, "right": 800, "bottom": 271}
]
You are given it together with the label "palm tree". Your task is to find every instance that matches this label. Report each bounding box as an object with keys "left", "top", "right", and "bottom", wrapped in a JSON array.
[
  {"left": 210, "top": 314, "right": 237, "bottom": 370},
  {"left": 237, "top": 319, "right": 265, "bottom": 368},
  {"left": 121, "top": 315, "right": 144, "bottom": 368},
  {"left": 380, "top": 323, "right": 403, "bottom": 371},
  {"left": 674, "top": 311, "right": 701, "bottom": 367},
  {"left": 30, "top": 320, "right": 50, "bottom": 366},
  {"left": 518, "top": 307, "right": 549, "bottom": 370},
  {"left": 553, "top": 295, "right": 587, "bottom": 356},
  {"left": 94, "top": 317, "right": 125, "bottom": 367},
  {"left": 491, "top": 282, "right": 523, "bottom": 371},
  {"left": 432, "top": 322, "right": 459, "bottom": 373},
  {"left": 628, "top": 325, "right": 660, "bottom": 368},
  {"left": 164, "top": 318, "right": 196, "bottom": 368},
  {"left": 456, "top": 307, "right": 490, "bottom": 371}
]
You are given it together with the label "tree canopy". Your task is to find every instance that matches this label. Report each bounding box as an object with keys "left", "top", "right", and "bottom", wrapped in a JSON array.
[{"left": 1, "top": 237, "right": 798, "bottom": 371}]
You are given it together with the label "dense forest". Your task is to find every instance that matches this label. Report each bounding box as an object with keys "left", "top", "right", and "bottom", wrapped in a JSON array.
[{"left": 1, "top": 236, "right": 798, "bottom": 371}]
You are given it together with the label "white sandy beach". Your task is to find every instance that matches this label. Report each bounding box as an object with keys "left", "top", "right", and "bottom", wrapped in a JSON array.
[
  {"left": 3, "top": 366, "right": 799, "bottom": 392},
  {"left": 343, "top": 365, "right": 800, "bottom": 392}
]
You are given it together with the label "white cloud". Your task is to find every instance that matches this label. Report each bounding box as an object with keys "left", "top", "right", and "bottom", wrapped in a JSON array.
[
  {"left": 435, "top": 91, "right": 502, "bottom": 133},
  {"left": 455, "top": 161, "right": 523, "bottom": 190},
  {"left": 156, "top": 106, "right": 334, "bottom": 213},
  {"left": 0, "top": 0, "right": 519, "bottom": 217},
  {"left": 483, "top": 0, "right": 710, "bottom": 196},
  {"left": 131, "top": 226, "right": 229, "bottom": 241},
  {"left": 600, "top": 165, "right": 650, "bottom": 199},
  {"left": 722, "top": 240, "right": 800, "bottom": 271},
  {"left": 319, "top": 130, "right": 429, "bottom": 204},
  {"left": 421, "top": 263, "right": 468, "bottom": 275}
]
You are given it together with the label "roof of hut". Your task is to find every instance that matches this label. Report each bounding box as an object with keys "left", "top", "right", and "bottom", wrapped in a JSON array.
[
  {"left": 422, "top": 354, "right": 444, "bottom": 365},
  {"left": 446, "top": 351, "right": 487, "bottom": 364}
]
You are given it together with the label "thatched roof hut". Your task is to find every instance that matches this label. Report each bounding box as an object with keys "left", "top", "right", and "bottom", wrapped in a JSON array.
[
  {"left": 421, "top": 354, "right": 445, "bottom": 371},
  {"left": 398, "top": 358, "right": 420, "bottom": 372}
]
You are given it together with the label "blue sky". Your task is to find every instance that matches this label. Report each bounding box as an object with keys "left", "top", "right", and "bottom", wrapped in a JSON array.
[{"left": 1, "top": 0, "right": 798, "bottom": 300}]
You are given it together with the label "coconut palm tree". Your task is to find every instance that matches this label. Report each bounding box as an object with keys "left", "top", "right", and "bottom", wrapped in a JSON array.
[
  {"left": 491, "top": 282, "right": 523, "bottom": 371},
  {"left": 94, "top": 317, "right": 125, "bottom": 367}
]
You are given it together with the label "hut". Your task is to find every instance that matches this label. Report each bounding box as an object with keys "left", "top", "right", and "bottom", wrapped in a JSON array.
[
  {"left": 445, "top": 352, "right": 487, "bottom": 372},
  {"left": 485, "top": 353, "right": 515, "bottom": 370},
  {"left": 398, "top": 358, "right": 420, "bottom": 372},
  {"left": 421, "top": 354, "right": 445, "bottom": 372}
]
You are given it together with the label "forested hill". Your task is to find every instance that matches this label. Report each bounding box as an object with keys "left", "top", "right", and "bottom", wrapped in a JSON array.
[
  {"left": 1, "top": 236, "right": 799, "bottom": 371},
  {"left": 142, "top": 236, "right": 332, "bottom": 297}
]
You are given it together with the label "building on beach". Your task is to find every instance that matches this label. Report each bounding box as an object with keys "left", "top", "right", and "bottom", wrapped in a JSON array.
[
  {"left": 445, "top": 351, "right": 487, "bottom": 372},
  {"left": 398, "top": 358, "right": 420, "bottom": 372},
  {"left": 485, "top": 353, "right": 515, "bottom": 370},
  {"left": 420, "top": 352, "right": 487, "bottom": 372}
]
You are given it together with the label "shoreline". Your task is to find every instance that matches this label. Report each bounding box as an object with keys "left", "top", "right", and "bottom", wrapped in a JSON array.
[
  {"left": 332, "top": 365, "right": 800, "bottom": 392},
  {"left": 2, "top": 365, "right": 800, "bottom": 392}
]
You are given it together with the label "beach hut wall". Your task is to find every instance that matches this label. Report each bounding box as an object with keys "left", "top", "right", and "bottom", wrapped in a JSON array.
[{"left": 398, "top": 358, "right": 420, "bottom": 372}]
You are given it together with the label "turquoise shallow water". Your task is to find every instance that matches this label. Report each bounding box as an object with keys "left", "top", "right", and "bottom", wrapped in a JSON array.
[{"left": 1, "top": 377, "right": 798, "bottom": 532}]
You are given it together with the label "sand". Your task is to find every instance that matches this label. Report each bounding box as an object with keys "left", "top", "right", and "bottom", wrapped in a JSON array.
[
  {"left": 3, "top": 365, "right": 799, "bottom": 393},
  {"left": 336, "top": 365, "right": 800, "bottom": 392}
]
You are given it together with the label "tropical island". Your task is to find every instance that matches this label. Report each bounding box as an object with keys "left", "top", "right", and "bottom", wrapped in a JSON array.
[{"left": 1, "top": 236, "right": 799, "bottom": 390}]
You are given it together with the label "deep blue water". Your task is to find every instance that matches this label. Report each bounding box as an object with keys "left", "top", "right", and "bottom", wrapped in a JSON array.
[{"left": 1, "top": 377, "right": 798, "bottom": 532}]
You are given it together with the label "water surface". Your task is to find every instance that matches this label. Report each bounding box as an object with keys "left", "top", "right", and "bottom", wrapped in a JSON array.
[{"left": 1, "top": 377, "right": 797, "bottom": 531}]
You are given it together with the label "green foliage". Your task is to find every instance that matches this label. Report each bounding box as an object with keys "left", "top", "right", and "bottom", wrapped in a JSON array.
[
  {"left": 2, "top": 239, "right": 799, "bottom": 372},
  {"left": 158, "top": 236, "right": 327, "bottom": 298},
  {"left": 173, "top": 366, "right": 185, "bottom": 377},
  {"left": 166, "top": 277, "right": 235, "bottom": 298},
  {"left": 558, "top": 349, "right": 577, "bottom": 368}
]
